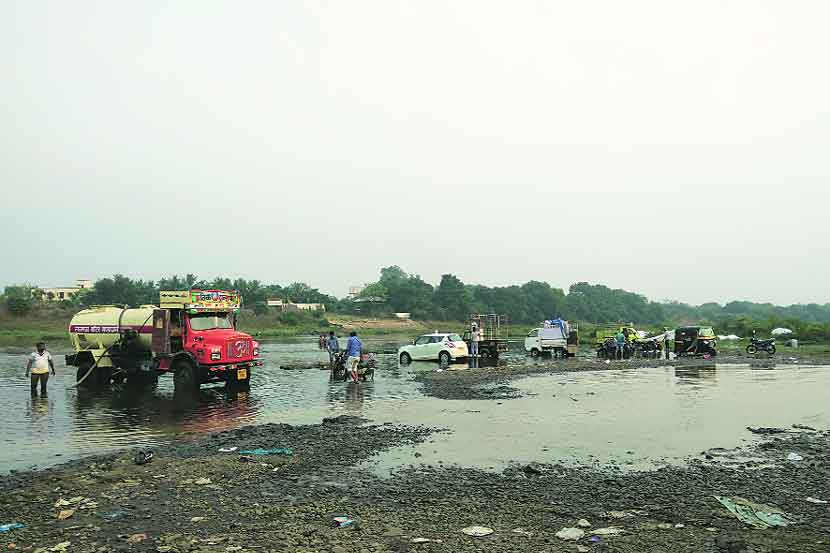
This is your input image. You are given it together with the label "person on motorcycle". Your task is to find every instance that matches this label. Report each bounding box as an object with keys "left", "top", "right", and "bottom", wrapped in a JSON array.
[{"left": 326, "top": 331, "right": 340, "bottom": 369}]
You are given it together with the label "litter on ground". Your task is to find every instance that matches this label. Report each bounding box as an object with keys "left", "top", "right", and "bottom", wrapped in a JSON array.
[
  {"left": 462, "top": 526, "right": 494, "bottom": 537},
  {"left": 714, "top": 496, "right": 798, "bottom": 529},
  {"left": 555, "top": 527, "right": 585, "bottom": 541}
]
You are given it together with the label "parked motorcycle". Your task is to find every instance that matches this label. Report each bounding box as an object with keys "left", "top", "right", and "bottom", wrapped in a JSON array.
[{"left": 746, "top": 337, "right": 776, "bottom": 355}]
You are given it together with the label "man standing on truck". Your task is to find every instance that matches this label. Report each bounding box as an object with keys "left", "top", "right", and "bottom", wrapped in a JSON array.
[
  {"left": 345, "top": 331, "right": 363, "bottom": 383},
  {"left": 615, "top": 330, "right": 627, "bottom": 360},
  {"left": 470, "top": 324, "right": 480, "bottom": 357},
  {"left": 25, "top": 342, "right": 55, "bottom": 397}
]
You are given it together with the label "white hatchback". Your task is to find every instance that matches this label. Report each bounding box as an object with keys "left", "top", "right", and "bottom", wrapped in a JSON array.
[{"left": 398, "top": 333, "right": 469, "bottom": 364}]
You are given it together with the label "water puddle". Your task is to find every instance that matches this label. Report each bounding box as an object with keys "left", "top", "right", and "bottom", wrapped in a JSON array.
[{"left": 1, "top": 338, "right": 827, "bottom": 474}]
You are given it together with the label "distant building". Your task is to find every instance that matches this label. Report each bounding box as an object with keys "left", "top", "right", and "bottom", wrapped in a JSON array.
[
  {"left": 348, "top": 285, "right": 366, "bottom": 298},
  {"left": 267, "top": 298, "right": 325, "bottom": 312},
  {"left": 39, "top": 279, "right": 93, "bottom": 301}
]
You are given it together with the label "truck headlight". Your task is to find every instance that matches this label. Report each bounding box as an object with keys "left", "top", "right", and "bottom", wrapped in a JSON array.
[
  {"left": 211, "top": 352, "right": 221, "bottom": 360},
  {"left": 253, "top": 347, "right": 259, "bottom": 357}
]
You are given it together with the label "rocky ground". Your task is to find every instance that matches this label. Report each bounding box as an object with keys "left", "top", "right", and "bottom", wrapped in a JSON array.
[{"left": 2, "top": 413, "right": 829, "bottom": 553}]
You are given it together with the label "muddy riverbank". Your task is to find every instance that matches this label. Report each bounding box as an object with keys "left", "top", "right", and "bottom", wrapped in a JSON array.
[
  {"left": 2, "top": 418, "right": 828, "bottom": 553},
  {"left": 414, "top": 351, "right": 830, "bottom": 401}
]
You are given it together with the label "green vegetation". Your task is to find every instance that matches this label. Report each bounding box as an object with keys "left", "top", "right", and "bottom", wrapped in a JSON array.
[{"left": 2, "top": 267, "right": 830, "bottom": 344}]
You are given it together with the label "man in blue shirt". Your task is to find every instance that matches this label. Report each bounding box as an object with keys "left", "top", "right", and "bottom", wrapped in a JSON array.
[
  {"left": 615, "top": 330, "right": 627, "bottom": 360},
  {"left": 345, "top": 331, "right": 363, "bottom": 382}
]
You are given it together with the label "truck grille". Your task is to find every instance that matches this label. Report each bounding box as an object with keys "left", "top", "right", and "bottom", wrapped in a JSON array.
[{"left": 227, "top": 339, "right": 251, "bottom": 359}]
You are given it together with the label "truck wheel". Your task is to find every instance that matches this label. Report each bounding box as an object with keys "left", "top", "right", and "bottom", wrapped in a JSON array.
[
  {"left": 530, "top": 348, "right": 540, "bottom": 358},
  {"left": 173, "top": 359, "right": 200, "bottom": 394}
]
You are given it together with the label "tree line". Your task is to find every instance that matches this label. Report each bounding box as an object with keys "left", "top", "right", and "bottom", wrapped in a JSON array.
[{"left": 3, "top": 266, "right": 830, "bottom": 340}]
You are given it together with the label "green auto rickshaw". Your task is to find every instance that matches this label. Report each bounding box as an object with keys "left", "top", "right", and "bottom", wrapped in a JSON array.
[{"left": 674, "top": 326, "right": 717, "bottom": 357}]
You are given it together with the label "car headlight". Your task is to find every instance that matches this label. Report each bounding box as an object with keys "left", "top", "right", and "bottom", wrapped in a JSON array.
[{"left": 210, "top": 352, "right": 221, "bottom": 360}]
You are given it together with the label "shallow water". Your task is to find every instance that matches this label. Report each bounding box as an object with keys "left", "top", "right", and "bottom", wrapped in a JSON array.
[{"left": 1, "top": 338, "right": 827, "bottom": 474}]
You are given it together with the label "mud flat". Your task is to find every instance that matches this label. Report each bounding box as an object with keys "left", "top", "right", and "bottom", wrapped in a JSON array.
[{"left": 2, "top": 415, "right": 829, "bottom": 553}]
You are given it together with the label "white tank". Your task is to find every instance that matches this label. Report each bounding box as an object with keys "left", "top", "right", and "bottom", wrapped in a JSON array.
[{"left": 69, "top": 305, "right": 156, "bottom": 352}]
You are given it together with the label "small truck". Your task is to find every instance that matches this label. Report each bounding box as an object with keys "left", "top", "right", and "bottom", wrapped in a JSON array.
[{"left": 524, "top": 319, "right": 579, "bottom": 358}]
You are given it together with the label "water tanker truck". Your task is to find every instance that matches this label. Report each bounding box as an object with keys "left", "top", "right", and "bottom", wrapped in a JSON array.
[{"left": 65, "top": 290, "right": 262, "bottom": 393}]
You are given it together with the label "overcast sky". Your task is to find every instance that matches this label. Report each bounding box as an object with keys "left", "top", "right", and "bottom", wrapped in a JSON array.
[{"left": 1, "top": 1, "right": 828, "bottom": 306}]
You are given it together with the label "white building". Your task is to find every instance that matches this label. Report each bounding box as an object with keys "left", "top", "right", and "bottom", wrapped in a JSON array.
[{"left": 40, "top": 279, "right": 93, "bottom": 301}]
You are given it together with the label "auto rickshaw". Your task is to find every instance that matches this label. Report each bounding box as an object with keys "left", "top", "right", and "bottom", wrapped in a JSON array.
[{"left": 674, "top": 326, "right": 717, "bottom": 357}]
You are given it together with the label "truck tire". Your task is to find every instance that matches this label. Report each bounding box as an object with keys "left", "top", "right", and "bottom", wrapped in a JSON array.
[
  {"left": 530, "top": 348, "right": 540, "bottom": 358},
  {"left": 173, "top": 359, "right": 200, "bottom": 394}
]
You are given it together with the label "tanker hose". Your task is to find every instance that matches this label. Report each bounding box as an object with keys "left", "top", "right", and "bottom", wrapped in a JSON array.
[{"left": 70, "top": 311, "right": 155, "bottom": 388}]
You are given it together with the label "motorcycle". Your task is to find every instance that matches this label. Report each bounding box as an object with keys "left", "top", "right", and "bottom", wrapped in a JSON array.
[{"left": 746, "top": 337, "right": 776, "bottom": 355}]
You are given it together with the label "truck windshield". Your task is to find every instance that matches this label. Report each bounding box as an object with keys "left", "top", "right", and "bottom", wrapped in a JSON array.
[{"left": 189, "top": 313, "right": 233, "bottom": 331}]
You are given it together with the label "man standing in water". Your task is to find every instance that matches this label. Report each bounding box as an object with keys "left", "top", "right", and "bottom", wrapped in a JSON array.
[
  {"left": 345, "top": 331, "right": 363, "bottom": 383},
  {"left": 470, "top": 324, "right": 480, "bottom": 358},
  {"left": 25, "top": 342, "right": 55, "bottom": 396},
  {"left": 326, "top": 331, "right": 340, "bottom": 370}
]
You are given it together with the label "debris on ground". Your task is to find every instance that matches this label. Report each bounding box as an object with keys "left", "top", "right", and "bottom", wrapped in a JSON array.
[
  {"left": 805, "top": 497, "right": 828, "bottom": 504},
  {"left": 190, "top": 517, "right": 205, "bottom": 522},
  {"left": 714, "top": 496, "right": 798, "bottom": 529},
  {"left": 332, "top": 516, "right": 355, "bottom": 529},
  {"left": 0, "top": 524, "right": 24, "bottom": 533},
  {"left": 747, "top": 427, "right": 788, "bottom": 435},
  {"left": 134, "top": 450, "right": 154, "bottom": 465},
  {"left": 592, "top": 527, "right": 624, "bottom": 536},
  {"left": 411, "top": 538, "right": 443, "bottom": 543},
  {"left": 237, "top": 448, "right": 293, "bottom": 456},
  {"left": 555, "top": 527, "right": 585, "bottom": 541},
  {"left": 461, "top": 526, "right": 494, "bottom": 537},
  {"left": 218, "top": 447, "right": 238, "bottom": 452},
  {"left": 56, "top": 509, "right": 75, "bottom": 521},
  {"left": 792, "top": 424, "right": 818, "bottom": 431},
  {"left": 577, "top": 519, "right": 591, "bottom": 528},
  {"left": 126, "top": 533, "right": 148, "bottom": 544},
  {"left": 786, "top": 452, "right": 804, "bottom": 461},
  {"left": 194, "top": 478, "right": 212, "bottom": 485},
  {"left": 49, "top": 542, "right": 70, "bottom": 552},
  {"left": 511, "top": 528, "right": 533, "bottom": 536}
]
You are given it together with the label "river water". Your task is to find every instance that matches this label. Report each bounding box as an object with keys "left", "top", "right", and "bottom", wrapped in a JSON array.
[{"left": 1, "top": 338, "right": 827, "bottom": 474}]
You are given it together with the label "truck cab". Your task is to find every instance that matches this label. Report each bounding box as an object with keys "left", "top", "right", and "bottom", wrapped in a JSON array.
[{"left": 525, "top": 319, "right": 579, "bottom": 358}]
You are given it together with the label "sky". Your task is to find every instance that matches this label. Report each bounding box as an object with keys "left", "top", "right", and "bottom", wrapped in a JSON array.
[{"left": 1, "top": 1, "right": 828, "bottom": 306}]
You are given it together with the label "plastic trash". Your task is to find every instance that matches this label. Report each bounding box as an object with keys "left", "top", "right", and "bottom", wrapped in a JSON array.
[
  {"left": 194, "top": 478, "right": 212, "bottom": 485},
  {"left": 511, "top": 528, "right": 533, "bottom": 537},
  {"left": 101, "top": 510, "right": 129, "bottom": 521},
  {"left": 806, "top": 497, "right": 828, "bottom": 504},
  {"left": 592, "top": 527, "right": 624, "bottom": 536},
  {"left": 238, "top": 448, "right": 293, "bottom": 456},
  {"left": 792, "top": 424, "right": 817, "bottom": 431},
  {"left": 555, "top": 527, "right": 585, "bottom": 541},
  {"left": 577, "top": 519, "right": 591, "bottom": 528},
  {"left": 411, "top": 538, "right": 443, "bottom": 543},
  {"left": 57, "top": 509, "right": 75, "bottom": 521},
  {"left": 218, "top": 447, "right": 238, "bottom": 452},
  {"left": 333, "top": 515, "right": 355, "bottom": 528},
  {"left": 126, "top": 533, "right": 147, "bottom": 544},
  {"left": 787, "top": 453, "right": 804, "bottom": 461},
  {"left": 462, "top": 526, "right": 494, "bottom": 537},
  {"left": 0, "top": 524, "right": 24, "bottom": 533},
  {"left": 714, "top": 496, "right": 798, "bottom": 529},
  {"left": 134, "top": 450, "right": 154, "bottom": 465},
  {"left": 50, "top": 542, "right": 70, "bottom": 552}
]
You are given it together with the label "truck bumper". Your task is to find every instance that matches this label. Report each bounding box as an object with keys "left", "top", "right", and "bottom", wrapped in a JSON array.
[{"left": 201, "top": 360, "right": 263, "bottom": 382}]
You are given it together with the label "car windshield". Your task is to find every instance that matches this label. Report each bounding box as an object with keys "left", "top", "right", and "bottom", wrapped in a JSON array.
[
  {"left": 699, "top": 327, "right": 715, "bottom": 337},
  {"left": 447, "top": 334, "right": 463, "bottom": 341},
  {"left": 189, "top": 313, "right": 233, "bottom": 331}
]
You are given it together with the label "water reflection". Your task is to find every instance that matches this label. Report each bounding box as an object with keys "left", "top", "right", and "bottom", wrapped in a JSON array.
[{"left": 674, "top": 366, "right": 718, "bottom": 386}]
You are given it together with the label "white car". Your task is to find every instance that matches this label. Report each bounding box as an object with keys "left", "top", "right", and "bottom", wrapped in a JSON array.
[{"left": 398, "top": 333, "right": 468, "bottom": 364}]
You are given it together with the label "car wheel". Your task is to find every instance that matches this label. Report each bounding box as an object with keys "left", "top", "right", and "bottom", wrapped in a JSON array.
[
  {"left": 439, "top": 351, "right": 451, "bottom": 365},
  {"left": 399, "top": 352, "right": 412, "bottom": 365}
]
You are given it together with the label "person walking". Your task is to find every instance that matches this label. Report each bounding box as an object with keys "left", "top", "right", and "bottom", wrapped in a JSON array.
[
  {"left": 26, "top": 342, "right": 55, "bottom": 397},
  {"left": 614, "top": 330, "right": 627, "bottom": 360},
  {"left": 345, "top": 331, "right": 363, "bottom": 383},
  {"left": 326, "top": 331, "right": 340, "bottom": 371},
  {"left": 470, "top": 324, "right": 480, "bottom": 358}
]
